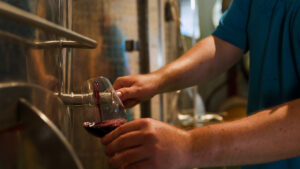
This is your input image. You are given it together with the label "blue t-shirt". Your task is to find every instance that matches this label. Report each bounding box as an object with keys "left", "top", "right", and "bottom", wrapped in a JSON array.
[{"left": 213, "top": 0, "right": 300, "bottom": 168}]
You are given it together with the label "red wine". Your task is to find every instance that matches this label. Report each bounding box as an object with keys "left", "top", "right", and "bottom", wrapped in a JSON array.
[
  {"left": 93, "top": 83, "right": 103, "bottom": 122},
  {"left": 83, "top": 118, "right": 126, "bottom": 138}
]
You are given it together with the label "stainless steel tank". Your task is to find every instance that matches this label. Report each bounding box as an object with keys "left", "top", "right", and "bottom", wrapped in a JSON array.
[
  {"left": 0, "top": 82, "right": 83, "bottom": 169},
  {"left": 0, "top": 0, "right": 97, "bottom": 168},
  {"left": 0, "top": 0, "right": 139, "bottom": 169}
]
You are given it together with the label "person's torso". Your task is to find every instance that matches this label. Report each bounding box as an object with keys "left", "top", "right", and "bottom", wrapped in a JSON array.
[
  {"left": 247, "top": 0, "right": 300, "bottom": 114},
  {"left": 243, "top": 1, "right": 300, "bottom": 168}
]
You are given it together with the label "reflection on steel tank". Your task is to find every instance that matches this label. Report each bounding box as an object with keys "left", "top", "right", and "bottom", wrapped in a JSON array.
[
  {"left": 0, "top": 0, "right": 138, "bottom": 168},
  {"left": 72, "top": 0, "right": 133, "bottom": 92},
  {"left": 0, "top": 0, "right": 85, "bottom": 169},
  {"left": 0, "top": 0, "right": 62, "bottom": 91},
  {"left": 0, "top": 0, "right": 33, "bottom": 82}
]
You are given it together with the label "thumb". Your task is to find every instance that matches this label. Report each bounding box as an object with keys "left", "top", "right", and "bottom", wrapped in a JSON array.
[{"left": 116, "top": 87, "right": 138, "bottom": 102}]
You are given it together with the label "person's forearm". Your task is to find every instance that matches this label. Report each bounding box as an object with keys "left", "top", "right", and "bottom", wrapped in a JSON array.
[
  {"left": 153, "top": 35, "right": 243, "bottom": 93},
  {"left": 186, "top": 99, "right": 300, "bottom": 168}
]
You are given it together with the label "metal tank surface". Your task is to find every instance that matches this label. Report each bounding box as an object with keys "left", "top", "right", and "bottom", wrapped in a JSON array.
[
  {"left": 0, "top": 0, "right": 138, "bottom": 169},
  {"left": 0, "top": 0, "right": 102, "bottom": 169},
  {"left": 0, "top": 83, "right": 83, "bottom": 169}
]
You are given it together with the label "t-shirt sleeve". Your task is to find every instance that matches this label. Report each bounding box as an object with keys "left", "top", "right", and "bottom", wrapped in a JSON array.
[{"left": 212, "top": 0, "right": 251, "bottom": 51}]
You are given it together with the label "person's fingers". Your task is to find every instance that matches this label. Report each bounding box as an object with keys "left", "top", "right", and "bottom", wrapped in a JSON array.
[
  {"left": 105, "top": 130, "right": 158, "bottom": 156},
  {"left": 116, "top": 87, "right": 139, "bottom": 101},
  {"left": 108, "top": 146, "right": 151, "bottom": 169},
  {"left": 101, "top": 120, "right": 143, "bottom": 145},
  {"left": 112, "top": 77, "right": 125, "bottom": 90},
  {"left": 113, "top": 76, "right": 133, "bottom": 90},
  {"left": 124, "top": 159, "right": 156, "bottom": 169},
  {"left": 116, "top": 91, "right": 122, "bottom": 98},
  {"left": 123, "top": 99, "right": 139, "bottom": 108},
  {"left": 105, "top": 131, "right": 141, "bottom": 156}
]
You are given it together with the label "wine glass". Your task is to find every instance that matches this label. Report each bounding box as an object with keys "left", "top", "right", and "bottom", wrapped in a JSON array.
[{"left": 81, "top": 76, "right": 127, "bottom": 138}]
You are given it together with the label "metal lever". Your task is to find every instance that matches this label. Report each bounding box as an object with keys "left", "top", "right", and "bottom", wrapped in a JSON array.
[{"left": 0, "top": 1, "right": 97, "bottom": 49}]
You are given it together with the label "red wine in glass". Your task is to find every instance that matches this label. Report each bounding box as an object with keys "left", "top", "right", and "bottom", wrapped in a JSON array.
[
  {"left": 83, "top": 80, "right": 126, "bottom": 137},
  {"left": 83, "top": 118, "right": 126, "bottom": 138}
]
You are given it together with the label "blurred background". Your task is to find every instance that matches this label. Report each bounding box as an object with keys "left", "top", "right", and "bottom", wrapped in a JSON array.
[{"left": 0, "top": 0, "right": 249, "bottom": 169}]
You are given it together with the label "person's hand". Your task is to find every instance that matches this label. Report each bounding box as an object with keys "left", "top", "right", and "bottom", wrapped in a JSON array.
[
  {"left": 113, "top": 74, "right": 161, "bottom": 108},
  {"left": 101, "top": 118, "right": 192, "bottom": 169}
]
